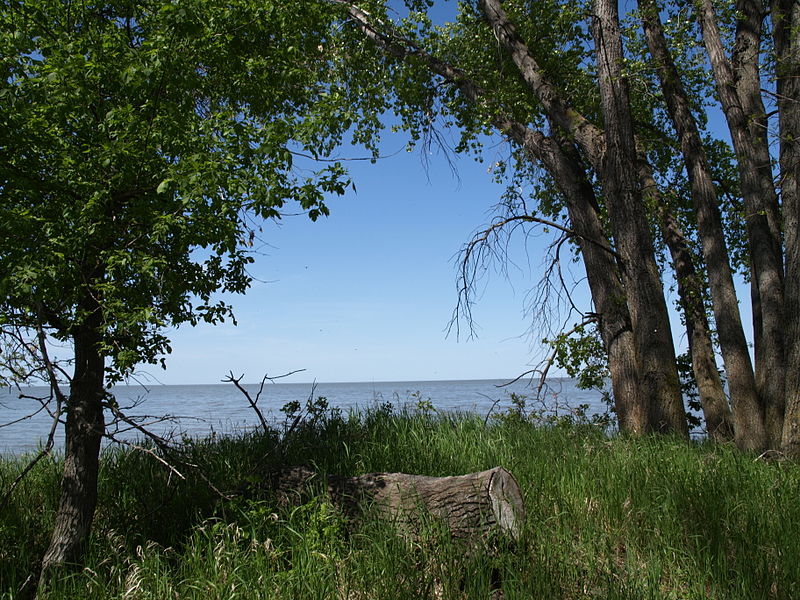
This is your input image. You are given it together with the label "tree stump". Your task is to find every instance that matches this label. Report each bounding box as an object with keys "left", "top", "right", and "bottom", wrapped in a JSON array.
[{"left": 270, "top": 466, "right": 526, "bottom": 542}]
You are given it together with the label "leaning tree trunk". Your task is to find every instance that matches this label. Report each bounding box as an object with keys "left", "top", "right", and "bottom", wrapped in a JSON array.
[
  {"left": 592, "top": 0, "right": 687, "bottom": 436},
  {"left": 39, "top": 312, "right": 105, "bottom": 587},
  {"left": 697, "top": 0, "right": 782, "bottom": 449},
  {"left": 636, "top": 154, "right": 733, "bottom": 439},
  {"left": 639, "top": 0, "right": 756, "bottom": 447},
  {"left": 491, "top": 116, "right": 649, "bottom": 432},
  {"left": 653, "top": 197, "right": 734, "bottom": 441}
]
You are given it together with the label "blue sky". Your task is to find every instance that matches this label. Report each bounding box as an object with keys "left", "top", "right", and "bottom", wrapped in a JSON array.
[
  {"left": 136, "top": 1, "right": 748, "bottom": 387},
  {"left": 148, "top": 127, "right": 589, "bottom": 385}
]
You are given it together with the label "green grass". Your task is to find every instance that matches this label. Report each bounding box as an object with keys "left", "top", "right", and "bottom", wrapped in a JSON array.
[{"left": 2, "top": 403, "right": 800, "bottom": 599}]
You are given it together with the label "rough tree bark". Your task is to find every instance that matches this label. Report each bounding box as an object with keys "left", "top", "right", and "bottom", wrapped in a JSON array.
[
  {"left": 547, "top": 130, "right": 648, "bottom": 433},
  {"left": 591, "top": 0, "right": 687, "bottom": 436},
  {"left": 639, "top": 0, "right": 754, "bottom": 446},
  {"left": 652, "top": 196, "right": 734, "bottom": 441},
  {"left": 696, "top": 0, "right": 783, "bottom": 449},
  {"left": 38, "top": 299, "right": 106, "bottom": 587},
  {"left": 775, "top": 0, "right": 800, "bottom": 456}
]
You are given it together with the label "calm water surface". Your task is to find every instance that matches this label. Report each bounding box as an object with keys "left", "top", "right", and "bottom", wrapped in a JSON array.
[{"left": 1, "top": 378, "right": 609, "bottom": 455}]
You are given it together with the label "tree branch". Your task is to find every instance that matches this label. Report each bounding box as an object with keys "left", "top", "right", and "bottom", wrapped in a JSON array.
[{"left": 223, "top": 368, "right": 306, "bottom": 433}]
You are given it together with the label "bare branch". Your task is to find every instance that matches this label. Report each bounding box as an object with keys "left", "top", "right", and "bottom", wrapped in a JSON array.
[
  {"left": 450, "top": 212, "right": 620, "bottom": 338},
  {"left": 224, "top": 371, "right": 270, "bottom": 432},
  {"left": 105, "top": 401, "right": 230, "bottom": 500},
  {"left": 105, "top": 402, "right": 179, "bottom": 454},
  {"left": 223, "top": 368, "right": 306, "bottom": 433},
  {"left": 104, "top": 434, "right": 186, "bottom": 481},
  {"left": 0, "top": 317, "right": 65, "bottom": 511}
]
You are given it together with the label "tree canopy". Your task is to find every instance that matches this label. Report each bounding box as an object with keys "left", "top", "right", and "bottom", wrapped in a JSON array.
[
  {"left": 2, "top": 0, "right": 799, "bottom": 589},
  {"left": 0, "top": 0, "right": 357, "bottom": 379},
  {"left": 0, "top": 0, "right": 362, "bottom": 581},
  {"left": 321, "top": 0, "right": 798, "bottom": 451}
]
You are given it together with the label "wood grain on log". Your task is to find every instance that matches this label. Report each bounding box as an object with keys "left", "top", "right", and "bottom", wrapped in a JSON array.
[{"left": 271, "top": 466, "right": 525, "bottom": 542}]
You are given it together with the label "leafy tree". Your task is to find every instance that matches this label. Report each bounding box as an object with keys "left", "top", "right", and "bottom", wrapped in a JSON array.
[
  {"left": 0, "top": 0, "right": 356, "bottom": 582},
  {"left": 326, "top": 0, "right": 798, "bottom": 450}
]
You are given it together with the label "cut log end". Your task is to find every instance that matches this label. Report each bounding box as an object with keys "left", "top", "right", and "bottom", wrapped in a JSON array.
[{"left": 270, "top": 466, "right": 526, "bottom": 544}]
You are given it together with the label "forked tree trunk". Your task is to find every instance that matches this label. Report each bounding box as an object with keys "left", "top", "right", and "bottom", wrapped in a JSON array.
[{"left": 38, "top": 316, "right": 105, "bottom": 588}]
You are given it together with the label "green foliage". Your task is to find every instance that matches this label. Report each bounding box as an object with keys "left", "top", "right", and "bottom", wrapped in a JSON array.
[
  {"left": 544, "top": 323, "right": 610, "bottom": 391},
  {"left": 3, "top": 407, "right": 800, "bottom": 599},
  {"left": 408, "top": 389, "right": 436, "bottom": 417},
  {"left": 676, "top": 351, "right": 705, "bottom": 430},
  {"left": 0, "top": 0, "right": 355, "bottom": 380},
  {"left": 495, "top": 390, "right": 614, "bottom": 431}
]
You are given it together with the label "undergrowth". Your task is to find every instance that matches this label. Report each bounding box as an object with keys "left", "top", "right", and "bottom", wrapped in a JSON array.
[{"left": 1, "top": 399, "right": 799, "bottom": 599}]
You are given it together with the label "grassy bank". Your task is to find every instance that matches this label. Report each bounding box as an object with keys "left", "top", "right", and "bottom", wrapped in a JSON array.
[{"left": 2, "top": 402, "right": 799, "bottom": 599}]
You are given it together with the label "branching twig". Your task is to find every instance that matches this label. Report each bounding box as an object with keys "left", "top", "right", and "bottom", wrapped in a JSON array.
[
  {"left": 223, "top": 369, "right": 306, "bottom": 433},
  {"left": 451, "top": 212, "right": 618, "bottom": 339},
  {"left": 105, "top": 402, "right": 178, "bottom": 455},
  {"left": 105, "top": 402, "right": 230, "bottom": 500},
  {"left": 0, "top": 319, "right": 66, "bottom": 511},
  {"left": 104, "top": 433, "right": 186, "bottom": 481},
  {"left": 531, "top": 317, "right": 598, "bottom": 401},
  {"left": 496, "top": 369, "right": 538, "bottom": 388}
]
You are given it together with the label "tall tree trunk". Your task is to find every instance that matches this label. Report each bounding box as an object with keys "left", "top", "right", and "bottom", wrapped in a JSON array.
[
  {"left": 342, "top": 3, "right": 653, "bottom": 435},
  {"left": 653, "top": 197, "right": 734, "bottom": 441},
  {"left": 592, "top": 0, "right": 687, "bottom": 436},
  {"left": 696, "top": 0, "right": 784, "bottom": 448},
  {"left": 638, "top": 0, "right": 754, "bottom": 447},
  {"left": 39, "top": 304, "right": 105, "bottom": 586},
  {"left": 547, "top": 130, "right": 648, "bottom": 433},
  {"left": 493, "top": 119, "right": 650, "bottom": 432},
  {"left": 774, "top": 0, "right": 800, "bottom": 456}
]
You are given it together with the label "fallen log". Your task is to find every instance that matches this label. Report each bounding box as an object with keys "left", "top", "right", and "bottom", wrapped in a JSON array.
[{"left": 270, "top": 466, "right": 526, "bottom": 542}]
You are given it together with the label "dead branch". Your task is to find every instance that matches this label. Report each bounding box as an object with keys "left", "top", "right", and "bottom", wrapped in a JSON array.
[
  {"left": 0, "top": 319, "right": 66, "bottom": 511},
  {"left": 223, "top": 369, "right": 306, "bottom": 433},
  {"left": 451, "top": 212, "right": 618, "bottom": 340},
  {"left": 0, "top": 396, "right": 61, "bottom": 512},
  {"left": 105, "top": 402, "right": 230, "bottom": 500},
  {"left": 105, "top": 402, "right": 180, "bottom": 455},
  {"left": 104, "top": 433, "right": 186, "bottom": 481}
]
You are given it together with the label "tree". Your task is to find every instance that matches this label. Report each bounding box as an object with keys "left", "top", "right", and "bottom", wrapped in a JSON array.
[
  {"left": 327, "top": 0, "right": 798, "bottom": 450},
  {"left": 0, "top": 0, "right": 356, "bottom": 582},
  {"left": 333, "top": 0, "right": 689, "bottom": 435}
]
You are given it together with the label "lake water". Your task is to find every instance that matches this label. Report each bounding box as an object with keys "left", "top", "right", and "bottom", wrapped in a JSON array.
[{"left": 0, "top": 378, "right": 610, "bottom": 455}]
